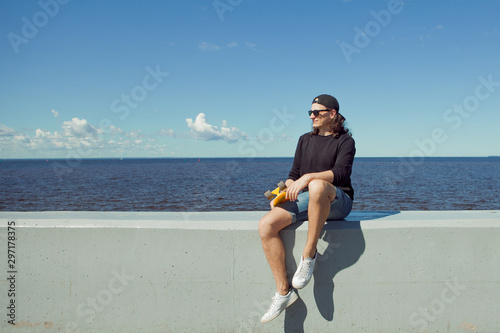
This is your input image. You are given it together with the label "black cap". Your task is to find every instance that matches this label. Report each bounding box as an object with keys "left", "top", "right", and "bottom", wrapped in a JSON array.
[{"left": 312, "top": 94, "right": 340, "bottom": 112}]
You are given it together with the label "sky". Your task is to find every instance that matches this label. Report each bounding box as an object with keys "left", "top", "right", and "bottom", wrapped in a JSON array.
[{"left": 1, "top": 0, "right": 499, "bottom": 159}]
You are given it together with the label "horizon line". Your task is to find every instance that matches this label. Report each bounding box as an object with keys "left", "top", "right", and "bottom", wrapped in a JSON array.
[{"left": 1, "top": 156, "right": 499, "bottom": 161}]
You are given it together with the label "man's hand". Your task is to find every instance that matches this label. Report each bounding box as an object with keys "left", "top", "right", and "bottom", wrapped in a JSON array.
[
  {"left": 284, "top": 170, "right": 334, "bottom": 202},
  {"left": 285, "top": 175, "right": 311, "bottom": 201}
]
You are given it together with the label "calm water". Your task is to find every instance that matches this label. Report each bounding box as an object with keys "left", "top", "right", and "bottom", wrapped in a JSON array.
[{"left": 0, "top": 157, "right": 498, "bottom": 212}]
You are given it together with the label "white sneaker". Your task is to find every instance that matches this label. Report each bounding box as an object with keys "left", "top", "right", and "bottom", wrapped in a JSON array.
[
  {"left": 260, "top": 289, "right": 298, "bottom": 324},
  {"left": 292, "top": 252, "right": 317, "bottom": 289}
]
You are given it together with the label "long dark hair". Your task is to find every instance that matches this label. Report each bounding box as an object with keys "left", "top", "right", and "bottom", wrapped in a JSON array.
[{"left": 311, "top": 112, "right": 350, "bottom": 138}]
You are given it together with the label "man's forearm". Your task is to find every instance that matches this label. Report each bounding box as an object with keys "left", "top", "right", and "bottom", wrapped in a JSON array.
[
  {"left": 285, "top": 170, "right": 334, "bottom": 190},
  {"left": 284, "top": 170, "right": 335, "bottom": 201},
  {"left": 300, "top": 170, "right": 334, "bottom": 184}
]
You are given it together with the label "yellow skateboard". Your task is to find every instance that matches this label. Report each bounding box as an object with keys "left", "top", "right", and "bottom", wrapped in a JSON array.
[{"left": 264, "top": 181, "right": 289, "bottom": 206}]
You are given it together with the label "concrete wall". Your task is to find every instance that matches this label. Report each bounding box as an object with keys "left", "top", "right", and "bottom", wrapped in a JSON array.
[{"left": 0, "top": 210, "right": 499, "bottom": 332}]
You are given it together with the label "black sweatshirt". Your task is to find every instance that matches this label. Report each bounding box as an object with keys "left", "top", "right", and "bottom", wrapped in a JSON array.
[{"left": 288, "top": 132, "right": 356, "bottom": 200}]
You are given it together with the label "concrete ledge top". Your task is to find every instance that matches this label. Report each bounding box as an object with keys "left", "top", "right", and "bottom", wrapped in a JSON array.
[{"left": 0, "top": 210, "right": 498, "bottom": 230}]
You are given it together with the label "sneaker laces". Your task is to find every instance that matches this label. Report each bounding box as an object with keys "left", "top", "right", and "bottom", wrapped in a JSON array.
[
  {"left": 266, "top": 293, "right": 281, "bottom": 313},
  {"left": 297, "top": 258, "right": 312, "bottom": 278}
]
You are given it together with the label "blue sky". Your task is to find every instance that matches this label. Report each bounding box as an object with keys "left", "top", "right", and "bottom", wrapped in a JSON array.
[{"left": 1, "top": 0, "right": 499, "bottom": 159}]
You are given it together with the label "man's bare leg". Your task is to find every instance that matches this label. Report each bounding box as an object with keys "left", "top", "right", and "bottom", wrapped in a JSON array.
[
  {"left": 303, "top": 179, "right": 336, "bottom": 259},
  {"left": 259, "top": 207, "right": 293, "bottom": 295}
]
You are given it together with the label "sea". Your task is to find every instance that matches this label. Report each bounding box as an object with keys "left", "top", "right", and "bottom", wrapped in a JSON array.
[{"left": 0, "top": 157, "right": 499, "bottom": 212}]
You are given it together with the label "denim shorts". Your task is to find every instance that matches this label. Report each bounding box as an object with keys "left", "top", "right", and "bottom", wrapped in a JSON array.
[{"left": 278, "top": 187, "right": 353, "bottom": 223}]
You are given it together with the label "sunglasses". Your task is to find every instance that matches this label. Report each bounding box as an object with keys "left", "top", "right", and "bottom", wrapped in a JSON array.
[{"left": 308, "top": 109, "right": 331, "bottom": 117}]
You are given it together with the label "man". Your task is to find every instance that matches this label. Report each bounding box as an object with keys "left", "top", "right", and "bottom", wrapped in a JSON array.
[{"left": 259, "top": 94, "right": 355, "bottom": 323}]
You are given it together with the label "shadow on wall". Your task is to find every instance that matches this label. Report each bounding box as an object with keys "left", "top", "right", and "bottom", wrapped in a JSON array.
[{"left": 280, "top": 211, "right": 400, "bottom": 332}]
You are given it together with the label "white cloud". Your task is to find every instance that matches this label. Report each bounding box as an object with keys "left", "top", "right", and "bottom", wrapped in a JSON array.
[
  {"left": 35, "top": 128, "right": 54, "bottom": 138},
  {"left": 198, "top": 42, "right": 222, "bottom": 51},
  {"left": 128, "top": 130, "right": 145, "bottom": 138},
  {"left": 14, "top": 134, "right": 31, "bottom": 144},
  {"left": 0, "top": 124, "right": 16, "bottom": 136},
  {"left": 244, "top": 42, "right": 258, "bottom": 52},
  {"left": 62, "top": 118, "right": 100, "bottom": 137},
  {"left": 0, "top": 114, "right": 188, "bottom": 158},
  {"left": 0, "top": 118, "right": 136, "bottom": 155},
  {"left": 199, "top": 41, "right": 257, "bottom": 52},
  {"left": 157, "top": 128, "right": 175, "bottom": 137},
  {"left": 186, "top": 113, "right": 247, "bottom": 143},
  {"left": 106, "top": 125, "right": 123, "bottom": 135},
  {"left": 51, "top": 109, "right": 59, "bottom": 118}
]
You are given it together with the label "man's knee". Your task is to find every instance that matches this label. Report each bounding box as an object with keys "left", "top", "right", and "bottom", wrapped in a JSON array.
[
  {"left": 259, "top": 214, "right": 279, "bottom": 239},
  {"left": 259, "top": 216, "right": 271, "bottom": 238},
  {"left": 308, "top": 179, "right": 331, "bottom": 195},
  {"left": 259, "top": 211, "right": 290, "bottom": 239},
  {"left": 308, "top": 179, "right": 336, "bottom": 201}
]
